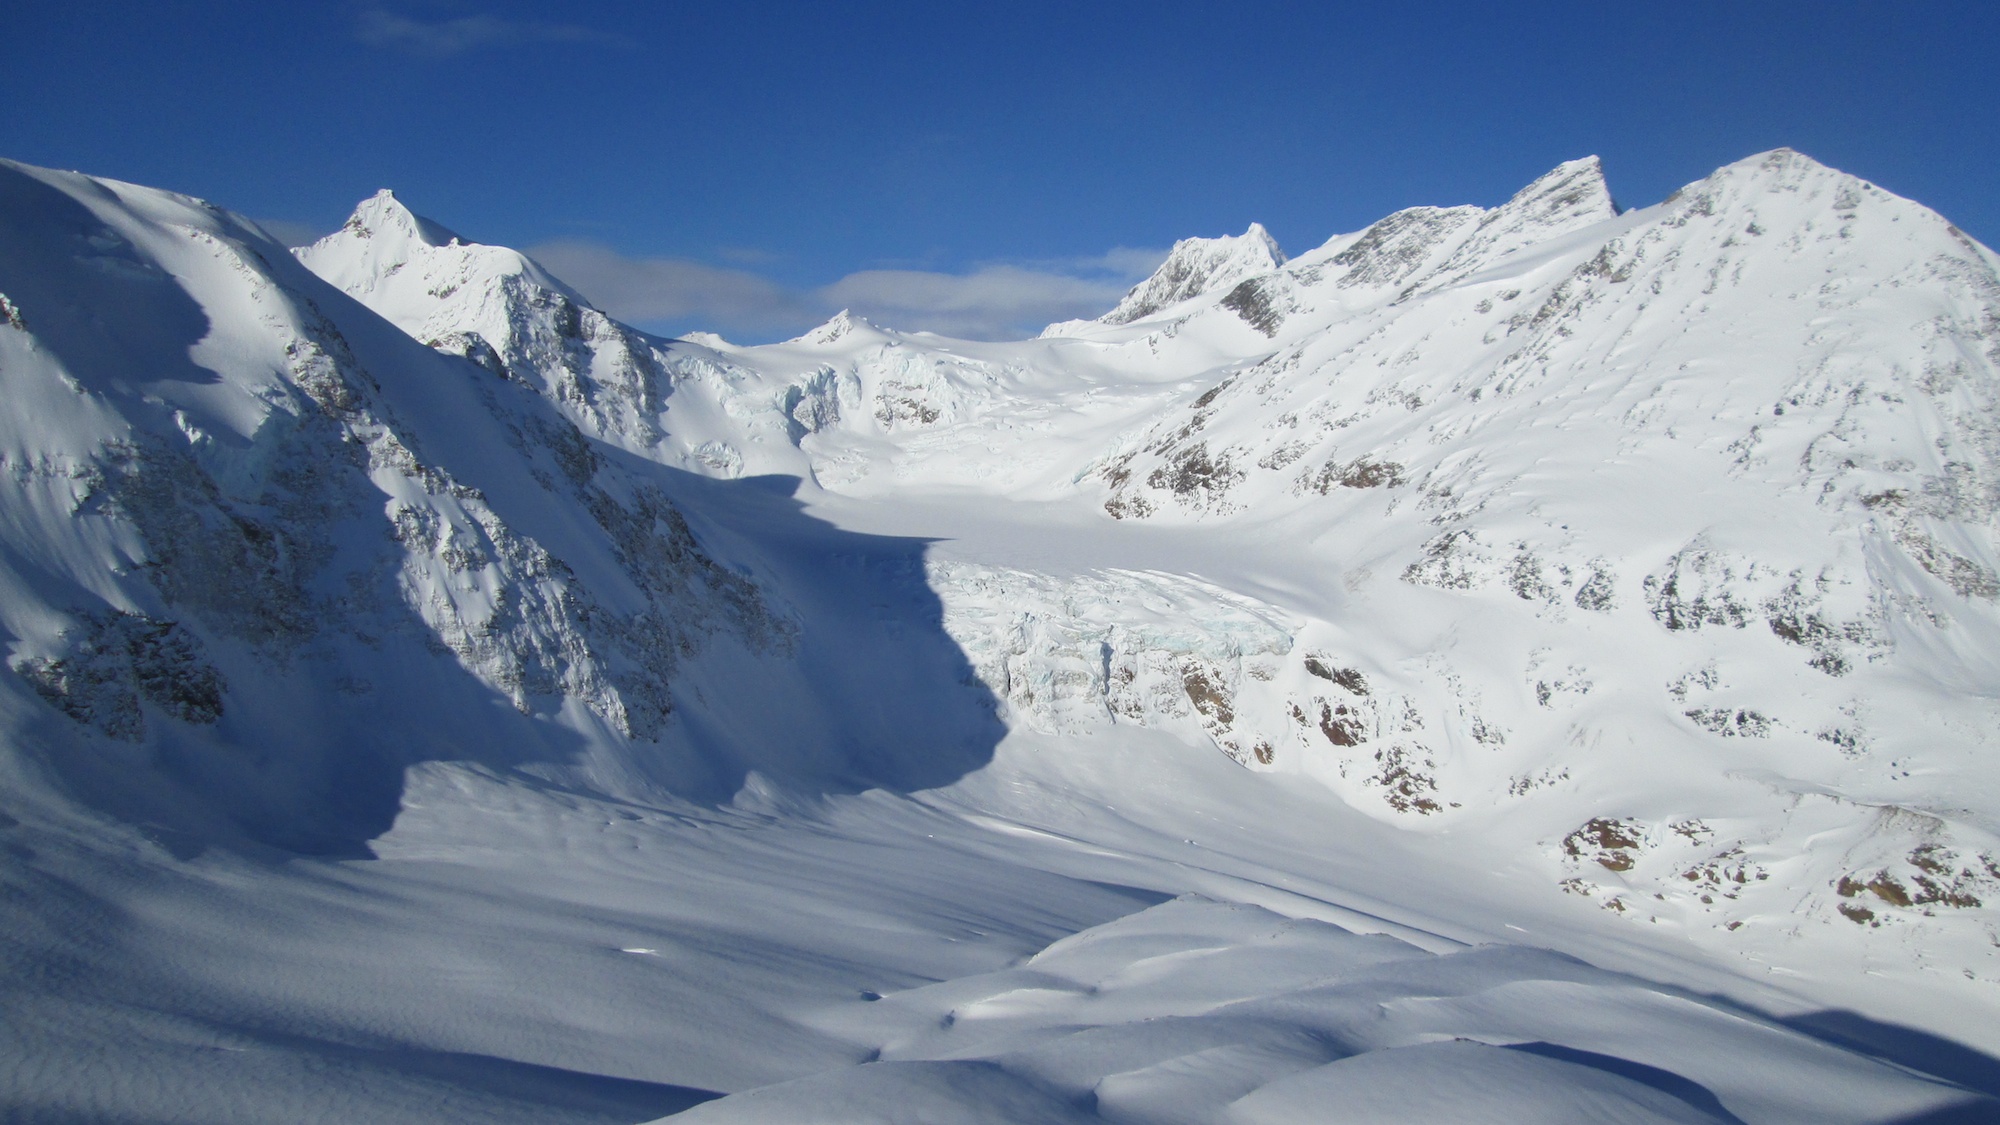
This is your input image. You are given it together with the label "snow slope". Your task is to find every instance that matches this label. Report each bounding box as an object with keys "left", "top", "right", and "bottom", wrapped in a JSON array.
[
  {"left": 2, "top": 150, "right": 1998, "bottom": 1122},
  {"left": 647, "top": 149, "right": 2000, "bottom": 977}
]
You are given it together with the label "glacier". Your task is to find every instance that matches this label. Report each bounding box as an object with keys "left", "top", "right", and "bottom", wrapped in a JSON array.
[{"left": 1, "top": 148, "right": 1998, "bottom": 1122}]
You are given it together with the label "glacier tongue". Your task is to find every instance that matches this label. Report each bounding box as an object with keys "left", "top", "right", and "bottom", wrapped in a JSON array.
[{"left": 4, "top": 149, "right": 2000, "bottom": 1122}]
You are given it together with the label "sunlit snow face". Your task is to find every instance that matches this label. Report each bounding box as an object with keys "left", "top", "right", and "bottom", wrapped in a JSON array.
[{"left": 4, "top": 148, "right": 1999, "bottom": 1124}]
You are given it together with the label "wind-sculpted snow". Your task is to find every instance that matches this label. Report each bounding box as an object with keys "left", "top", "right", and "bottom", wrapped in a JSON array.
[
  {"left": 7, "top": 149, "right": 2000, "bottom": 1120},
  {"left": 675, "top": 896, "right": 1984, "bottom": 1124}
]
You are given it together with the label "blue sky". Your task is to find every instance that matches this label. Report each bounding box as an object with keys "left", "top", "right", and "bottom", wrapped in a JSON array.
[{"left": 6, "top": 2, "right": 1996, "bottom": 340}]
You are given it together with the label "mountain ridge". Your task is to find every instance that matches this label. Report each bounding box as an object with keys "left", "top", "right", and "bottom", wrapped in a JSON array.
[
  {"left": 2, "top": 148, "right": 1998, "bottom": 1123},
  {"left": 294, "top": 146, "right": 2000, "bottom": 1053}
]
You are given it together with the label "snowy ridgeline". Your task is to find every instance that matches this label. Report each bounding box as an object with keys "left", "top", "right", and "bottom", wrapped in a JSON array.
[{"left": 2, "top": 148, "right": 2000, "bottom": 1122}]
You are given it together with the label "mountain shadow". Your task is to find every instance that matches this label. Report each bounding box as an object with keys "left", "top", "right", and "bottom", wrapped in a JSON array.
[
  {"left": 1783, "top": 1009, "right": 2000, "bottom": 1113},
  {"left": 0, "top": 163, "right": 1002, "bottom": 858},
  {"left": 629, "top": 462, "right": 1006, "bottom": 802}
]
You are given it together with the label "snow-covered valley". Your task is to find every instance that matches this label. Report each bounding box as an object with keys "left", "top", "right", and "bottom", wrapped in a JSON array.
[{"left": 2, "top": 149, "right": 1998, "bottom": 1122}]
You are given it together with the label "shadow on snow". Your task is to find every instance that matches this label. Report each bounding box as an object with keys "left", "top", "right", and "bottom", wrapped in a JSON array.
[{"left": 0, "top": 162, "right": 1001, "bottom": 859}]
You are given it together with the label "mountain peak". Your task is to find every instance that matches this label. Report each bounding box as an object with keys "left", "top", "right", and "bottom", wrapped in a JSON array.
[
  {"left": 1495, "top": 155, "right": 1617, "bottom": 232},
  {"left": 1705, "top": 146, "right": 1860, "bottom": 195},
  {"left": 1102, "top": 223, "right": 1287, "bottom": 325},
  {"left": 1403, "top": 156, "right": 1620, "bottom": 283},
  {"left": 295, "top": 190, "right": 472, "bottom": 297},
  {"left": 1238, "top": 222, "right": 1283, "bottom": 258},
  {"left": 295, "top": 188, "right": 578, "bottom": 312},
  {"left": 1664, "top": 148, "right": 1952, "bottom": 238},
  {"left": 8, "top": 151, "right": 2000, "bottom": 1122},
  {"left": 794, "top": 308, "right": 887, "bottom": 346},
  {"left": 336, "top": 188, "right": 463, "bottom": 249}
]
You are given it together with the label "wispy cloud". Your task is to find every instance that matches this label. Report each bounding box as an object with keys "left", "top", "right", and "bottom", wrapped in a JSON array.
[
  {"left": 1060, "top": 247, "right": 1175, "bottom": 278},
  {"left": 526, "top": 241, "right": 811, "bottom": 336},
  {"left": 525, "top": 241, "right": 1166, "bottom": 342},
  {"left": 357, "top": 10, "right": 635, "bottom": 55},
  {"left": 818, "top": 266, "right": 1132, "bottom": 340}
]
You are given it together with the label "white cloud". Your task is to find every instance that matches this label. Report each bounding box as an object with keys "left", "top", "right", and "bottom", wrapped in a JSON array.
[
  {"left": 1082, "top": 246, "right": 1173, "bottom": 278},
  {"left": 1020, "top": 246, "right": 1171, "bottom": 280},
  {"left": 817, "top": 266, "right": 1132, "bottom": 340},
  {"left": 714, "top": 246, "right": 783, "bottom": 265},
  {"left": 526, "top": 241, "right": 812, "bottom": 337},
  {"left": 357, "top": 10, "right": 634, "bottom": 55},
  {"left": 525, "top": 241, "right": 1168, "bottom": 342}
]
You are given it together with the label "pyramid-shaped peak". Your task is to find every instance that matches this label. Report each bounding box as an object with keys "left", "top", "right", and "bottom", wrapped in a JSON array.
[
  {"left": 295, "top": 188, "right": 574, "bottom": 307},
  {"left": 812, "top": 309, "right": 858, "bottom": 342},
  {"left": 795, "top": 309, "right": 885, "bottom": 347},
  {"left": 1102, "top": 223, "right": 1287, "bottom": 325},
  {"left": 1236, "top": 222, "right": 1285, "bottom": 261},
  {"left": 1497, "top": 155, "right": 1617, "bottom": 230},
  {"left": 333, "top": 188, "right": 464, "bottom": 250}
]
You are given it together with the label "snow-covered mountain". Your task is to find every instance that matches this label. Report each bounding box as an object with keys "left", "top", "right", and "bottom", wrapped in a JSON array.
[
  {"left": 3, "top": 150, "right": 1998, "bottom": 1123},
  {"left": 1090, "top": 221, "right": 1288, "bottom": 327}
]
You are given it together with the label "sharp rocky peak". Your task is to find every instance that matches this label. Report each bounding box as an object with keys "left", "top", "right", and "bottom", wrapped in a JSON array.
[
  {"left": 1296, "top": 156, "right": 1614, "bottom": 280},
  {"left": 294, "top": 189, "right": 471, "bottom": 297},
  {"left": 336, "top": 188, "right": 463, "bottom": 250},
  {"left": 794, "top": 308, "right": 889, "bottom": 347},
  {"left": 1102, "top": 223, "right": 1287, "bottom": 325},
  {"left": 1495, "top": 155, "right": 1617, "bottom": 230},
  {"left": 296, "top": 188, "right": 575, "bottom": 312}
]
